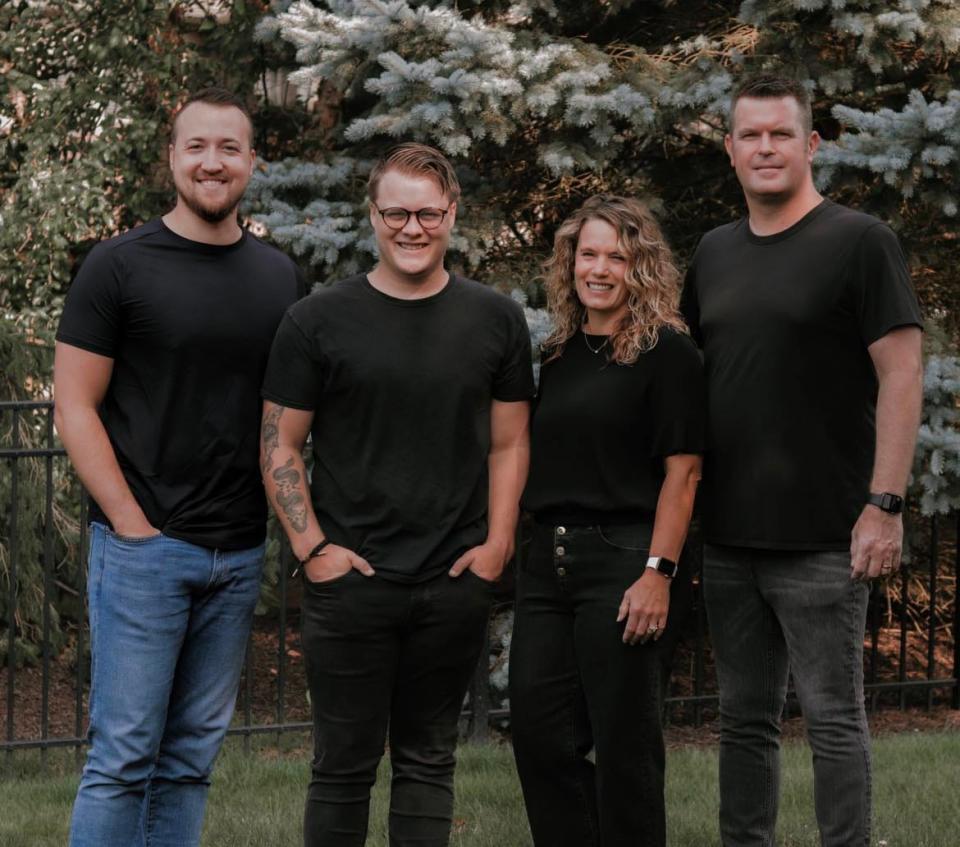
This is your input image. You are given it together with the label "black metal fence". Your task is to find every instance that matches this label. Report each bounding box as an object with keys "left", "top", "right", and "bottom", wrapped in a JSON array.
[{"left": 2, "top": 400, "right": 958, "bottom": 760}]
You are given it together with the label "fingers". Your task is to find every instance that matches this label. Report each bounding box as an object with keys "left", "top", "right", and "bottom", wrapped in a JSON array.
[
  {"left": 619, "top": 598, "right": 667, "bottom": 645},
  {"left": 349, "top": 552, "right": 375, "bottom": 577},
  {"left": 448, "top": 551, "right": 472, "bottom": 578}
]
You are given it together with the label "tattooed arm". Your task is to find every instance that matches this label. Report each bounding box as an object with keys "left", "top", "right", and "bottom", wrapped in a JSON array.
[{"left": 260, "top": 401, "right": 373, "bottom": 578}]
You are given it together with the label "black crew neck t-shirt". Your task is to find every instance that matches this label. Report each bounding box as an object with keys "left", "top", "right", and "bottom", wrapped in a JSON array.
[
  {"left": 261, "top": 273, "right": 535, "bottom": 582},
  {"left": 681, "top": 200, "right": 923, "bottom": 550},
  {"left": 521, "top": 327, "right": 706, "bottom": 525},
  {"left": 56, "top": 219, "right": 304, "bottom": 550}
]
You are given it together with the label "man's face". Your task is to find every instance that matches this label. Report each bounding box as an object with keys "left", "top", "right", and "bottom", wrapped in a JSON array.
[
  {"left": 724, "top": 96, "right": 819, "bottom": 203},
  {"left": 369, "top": 169, "right": 456, "bottom": 283},
  {"left": 168, "top": 102, "right": 255, "bottom": 224}
]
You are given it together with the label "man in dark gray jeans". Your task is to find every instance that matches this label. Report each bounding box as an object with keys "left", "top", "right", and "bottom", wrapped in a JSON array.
[{"left": 681, "top": 75, "right": 923, "bottom": 846}]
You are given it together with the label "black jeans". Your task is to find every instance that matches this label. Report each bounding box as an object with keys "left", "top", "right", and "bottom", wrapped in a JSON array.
[
  {"left": 300, "top": 566, "right": 493, "bottom": 847},
  {"left": 510, "top": 522, "right": 689, "bottom": 847},
  {"left": 703, "top": 545, "right": 871, "bottom": 847}
]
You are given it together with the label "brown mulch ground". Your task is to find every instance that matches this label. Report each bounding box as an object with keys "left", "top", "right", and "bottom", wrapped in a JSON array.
[{"left": 2, "top": 613, "right": 958, "bottom": 750}]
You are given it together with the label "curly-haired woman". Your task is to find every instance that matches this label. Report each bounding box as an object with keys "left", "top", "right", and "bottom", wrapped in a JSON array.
[{"left": 510, "top": 195, "right": 705, "bottom": 847}]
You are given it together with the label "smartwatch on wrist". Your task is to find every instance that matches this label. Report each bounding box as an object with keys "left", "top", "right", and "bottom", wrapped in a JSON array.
[
  {"left": 645, "top": 555, "right": 678, "bottom": 579},
  {"left": 867, "top": 492, "right": 904, "bottom": 515}
]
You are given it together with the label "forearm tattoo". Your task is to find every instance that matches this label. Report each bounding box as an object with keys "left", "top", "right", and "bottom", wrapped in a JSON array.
[
  {"left": 273, "top": 456, "right": 307, "bottom": 533},
  {"left": 261, "top": 405, "right": 283, "bottom": 474}
]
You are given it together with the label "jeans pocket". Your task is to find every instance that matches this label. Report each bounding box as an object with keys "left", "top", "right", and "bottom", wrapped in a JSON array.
[
  {"left": 303, "top": 565, "right": 356, "bottom": 588},
  {"left": 105, "top": 527, "right": 163, "bottom": 545},
  {"left": 595, "top": 523, "right": 652, "bottom": 552},
  {"left": 462, "top": 567, "right": 497, "bottom": 587}
]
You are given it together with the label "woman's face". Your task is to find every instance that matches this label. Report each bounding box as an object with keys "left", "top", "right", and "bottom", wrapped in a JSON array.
[{"left": 573, "top": 218, "right": 629, "bottom": 330}]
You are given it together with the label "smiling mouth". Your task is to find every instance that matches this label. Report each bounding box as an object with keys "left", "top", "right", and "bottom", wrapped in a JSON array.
[
  {"left": 586, "top": 281, "right": 613, "bottom": 290},
  {"left": 397, "top": 243, "right": 428, "bottom": 251}
]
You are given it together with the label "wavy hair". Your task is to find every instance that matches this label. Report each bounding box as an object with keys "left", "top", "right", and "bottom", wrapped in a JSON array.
[{"left": 542, "top": 195, "right": 687, "bottom": 365}]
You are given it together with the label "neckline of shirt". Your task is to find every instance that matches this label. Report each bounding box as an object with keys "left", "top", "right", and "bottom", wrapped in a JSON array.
[
  {"left": 743, "top": 198, "right": 833, "bottom": 246},
  {"left": 157, "top": 218, "right": 249, "bottom": 254},
  {"left": 360, "top": 271, "right": 455, "bottom": 307}
]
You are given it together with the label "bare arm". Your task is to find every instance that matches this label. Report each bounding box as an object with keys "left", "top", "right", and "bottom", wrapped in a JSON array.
[
  {"left": 260, "top": 401, "right": 372, "bottom": 579},
  {"left": 618, "top": 453, "right": 702, "bottom": 645},
  {"left": 53, "top": 342, "right": 157, "bottom": 537},
  {"left": 850, "top": 326, "right": 923, "bottom": 580},
  {"left": 448, "top": 399, "right": 531, "bottom": 580}
]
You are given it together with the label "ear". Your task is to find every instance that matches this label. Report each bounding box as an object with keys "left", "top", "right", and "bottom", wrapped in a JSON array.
[
  {"left": 248, "top": 147, "right": 256, "bottom": 176},
  {"left": 369, "top": 202, "right": 378, "bottom": 229},
  {"left": 807, "top": 130, "right": 821, "bottom": 162},
  {"left": 723, "top": 134, "right": 734, "bottom": 167},
  {"left": 447, "top": 201, "right": 458, "bottom": 228}
]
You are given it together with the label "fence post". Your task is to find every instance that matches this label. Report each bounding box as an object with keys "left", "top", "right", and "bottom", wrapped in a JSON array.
[
  {"left": 468, "top": 621, "right": 491, "bottom": 743},
  {"left": 953, "top": 511, "right": 959, "bottom": 710}
]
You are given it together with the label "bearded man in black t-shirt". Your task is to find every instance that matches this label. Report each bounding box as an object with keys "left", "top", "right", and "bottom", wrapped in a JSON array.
[
  {"left": 54, "top": 89, "right": 303, "bottom": 847},
  {"left": 260, "top": 143, "right": 534, "bottom": 847},
  {"left": 681, "top": 76, "right": 923, "bottom": 847}
]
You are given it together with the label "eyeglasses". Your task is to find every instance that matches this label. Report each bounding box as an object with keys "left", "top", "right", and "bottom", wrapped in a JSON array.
[{"left": 374, "top": 206, "right": 451, "bottom": 231}]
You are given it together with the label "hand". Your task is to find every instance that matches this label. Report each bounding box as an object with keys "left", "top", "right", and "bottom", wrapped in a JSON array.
[
  {"left": 303, "top": 543, "right": 374, "bottom": 583},
  {"left": 448, "top": 538, "right": 512, "bottom": 582},
  {"left": 617, "top": 570, "right": 670, "bottom": 645},
  {"left": 850, "top": 505, "right": 903, "bottom": 581},
  {"left": 111, "top": 512, "right": 160, "bottom": 540}
]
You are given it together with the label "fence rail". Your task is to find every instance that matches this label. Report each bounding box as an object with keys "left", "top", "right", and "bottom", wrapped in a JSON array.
[{"left": 2, "top": 400, "right": 958, "bottom": 760}]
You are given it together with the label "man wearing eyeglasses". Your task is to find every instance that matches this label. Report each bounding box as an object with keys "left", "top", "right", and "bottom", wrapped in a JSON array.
[{"left": 260, "top": 142, "right": 534, "bottom": 847}]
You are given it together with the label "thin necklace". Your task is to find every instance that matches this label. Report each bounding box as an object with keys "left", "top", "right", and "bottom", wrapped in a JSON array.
[{"left": 582, "top": 329, "right": 609, "bottom": 355}]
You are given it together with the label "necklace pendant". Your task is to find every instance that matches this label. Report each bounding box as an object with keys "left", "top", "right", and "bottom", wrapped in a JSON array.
[{"left": 583, "top": 332, "right": 609, "bottom": 355}]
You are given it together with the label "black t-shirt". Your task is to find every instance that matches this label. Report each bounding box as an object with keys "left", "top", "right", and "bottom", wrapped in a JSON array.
[
  {"left": 681, "top": 200, "right": 923, "bottom": 550},
  {"left": 56, "top": 219, "right": 304, "bottom": 550},
  {"left": 261, "top": 273, "right": 535, "bottom": 582},
  {"left": 521, "top": 328, "right": 706, "bottom": 525}
]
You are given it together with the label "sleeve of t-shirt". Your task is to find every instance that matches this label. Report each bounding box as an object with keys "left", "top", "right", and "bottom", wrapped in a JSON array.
[
  {"left": 55, "top": 244, "right": 124, "bottom": 357},
  {"left": 679, "top": 253, "right": 703, "bottom": 348},
  {"left": 851, "top": 224, "right": 923, "bottom": 346},
  {"left": 260, "top": 308, "right": 324, "bottom": 411},
  {"left": 647, "top": 332, "right": 707, "bottom": 459},
  {"left": 492, "top": 301, "right": 536, "bottom": 402}
]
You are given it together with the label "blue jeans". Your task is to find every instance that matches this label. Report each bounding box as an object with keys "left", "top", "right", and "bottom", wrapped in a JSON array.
[
  {"left": 69, "top": 523, "right": 263, "bottom": 847},
  {"left": 703, "top": 545, "right": 871, "bottom": 847}
]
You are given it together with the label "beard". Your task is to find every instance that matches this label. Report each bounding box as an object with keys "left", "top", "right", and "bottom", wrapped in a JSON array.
[{"left": 179, "top": 190, "right": 240, "bottom": 224}]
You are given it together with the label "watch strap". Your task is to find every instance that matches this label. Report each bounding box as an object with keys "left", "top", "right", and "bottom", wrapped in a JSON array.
[
  {"left": 645, "top": 555, "right": 678, "bottom": 579},
  {"left": 868, "top": 492, "right": 904, "bottom": 515}
]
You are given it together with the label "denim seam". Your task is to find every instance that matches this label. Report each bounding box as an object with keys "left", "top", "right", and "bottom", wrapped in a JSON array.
[{"left": 845, "top": 579, "right": 872, "bottom": 847}]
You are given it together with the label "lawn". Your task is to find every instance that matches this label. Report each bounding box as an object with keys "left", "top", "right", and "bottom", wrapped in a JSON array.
[{"left": 1, "top": 731, "right": 958, "bottom": 846}]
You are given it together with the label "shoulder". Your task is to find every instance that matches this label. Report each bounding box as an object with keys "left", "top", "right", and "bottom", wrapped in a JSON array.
[
  {"left": 286, "top": 274, "right": 363, "bottom": 319},
  {"left": 689, "top": 219, "right": 747, "bottom": 268},
  {"left": 452, "top": 276, "right": 527, "bottom": 319},
  {"left": 242, "top": 229, "right": 302, "bottom": 271},
  {"left": 651, "top": 326, "right": 701, "bottom": 361},
  {"left": 81, "top": 220, "right": 163, "bottom": 267}
]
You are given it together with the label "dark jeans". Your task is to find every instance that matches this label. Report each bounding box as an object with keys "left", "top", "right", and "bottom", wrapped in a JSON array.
[
  {"left": 510, "top": 522, "right": 690, "bottom": 847},
  {"left": 300, "top": 566, "right": 493, "bottom": 847},
  {"left": 703, "top": 545, "right": 871, "bottom": 847}
]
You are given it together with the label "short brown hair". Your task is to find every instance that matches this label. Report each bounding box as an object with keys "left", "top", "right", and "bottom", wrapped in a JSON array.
[
  {"left": 367, "top": 143, "right": 461, "bottom": 204},
  {"left": 729, "top": 75, "right": 813, "bottom": 136},
  {"left": 171, "top": 87, "right": 254, "bottom": 145}
]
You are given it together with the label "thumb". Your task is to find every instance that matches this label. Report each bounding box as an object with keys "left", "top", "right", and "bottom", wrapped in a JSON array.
[
  {"left": 449, "top": 551, "right": 472, "bottom": 577},
  {"left": 350, "top": 553, "right": 375, "bottom": 577}
]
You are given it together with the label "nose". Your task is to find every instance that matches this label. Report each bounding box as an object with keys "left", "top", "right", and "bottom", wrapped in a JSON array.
[
  {"left": 399, "top": 212, "right": 425, "bottom": 236},
  {"left": 759, "top": 132, "right": 775, "bottom": 153},
  {"left": 200, "top": 147, "right": 223, "bottom": 172}
]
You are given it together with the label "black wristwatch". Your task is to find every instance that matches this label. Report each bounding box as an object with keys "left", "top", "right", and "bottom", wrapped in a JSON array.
[
  {"left": 867, "top": 492, "right": 904, "bottom": 515},
  {"left": 645, "top": 556, "right": 678, "bottom": 579}
]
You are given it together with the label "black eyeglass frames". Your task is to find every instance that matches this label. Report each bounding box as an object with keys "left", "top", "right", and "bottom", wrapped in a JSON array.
[{"left": 374, "top": 206, "right": 451, "bottom": 230}]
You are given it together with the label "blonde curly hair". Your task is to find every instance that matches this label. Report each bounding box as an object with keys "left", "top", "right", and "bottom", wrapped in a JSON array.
[{"left": 542, "top": 195, "right": 687, "bottom": 365}]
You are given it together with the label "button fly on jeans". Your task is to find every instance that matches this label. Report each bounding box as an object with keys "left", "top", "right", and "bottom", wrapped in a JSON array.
[
  {"left": 555, "top": 546, "right": 565, "bottom": 556},
  {"left": 557, "top": 526, "right": 566, "bottom": 535},
  {"left": 557, "top": 567, "right": 567, "bottom": 577}
]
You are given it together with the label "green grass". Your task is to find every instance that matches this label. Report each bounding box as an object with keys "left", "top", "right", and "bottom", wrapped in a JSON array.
[{"left": 2, "top": 731, "right": 959, "bottom": 845}]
